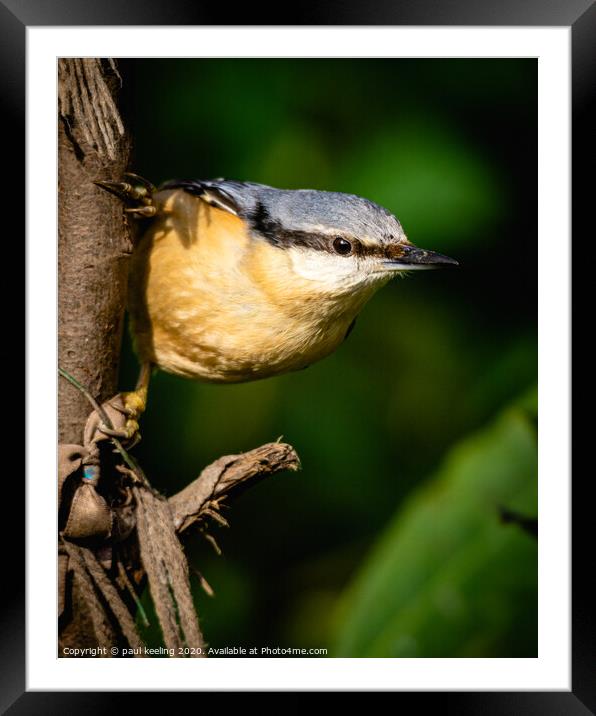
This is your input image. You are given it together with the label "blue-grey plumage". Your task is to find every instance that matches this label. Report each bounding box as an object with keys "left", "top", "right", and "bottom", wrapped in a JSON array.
[{"left": 161, "top": 179, "right": 407, "bottom": 249}]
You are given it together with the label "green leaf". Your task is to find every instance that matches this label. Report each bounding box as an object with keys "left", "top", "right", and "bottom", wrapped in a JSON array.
[{"left": 331, "top": 397, "right": 537, "bottom": 657}]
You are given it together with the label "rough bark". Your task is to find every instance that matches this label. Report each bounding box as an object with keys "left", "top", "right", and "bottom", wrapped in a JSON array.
[
  {"left": 58, "top": 58, "right": 132, "bottom": 445},
  {"left": 58, "top": 58, "right": 131, "bottom": 650}
]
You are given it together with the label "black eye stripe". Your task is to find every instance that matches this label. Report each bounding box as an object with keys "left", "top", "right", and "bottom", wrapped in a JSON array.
[{"left": 249, "top": 201, "right": 398, "bottom": 258}]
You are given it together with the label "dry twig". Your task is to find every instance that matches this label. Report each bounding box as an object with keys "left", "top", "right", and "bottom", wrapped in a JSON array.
[{"left": 169, "top": 443, "right": 301, "bottom": 534}]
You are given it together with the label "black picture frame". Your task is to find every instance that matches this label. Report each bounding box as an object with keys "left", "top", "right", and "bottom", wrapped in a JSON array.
[{"left": 7, "top": 0, "right": 585, "bottom": 709}]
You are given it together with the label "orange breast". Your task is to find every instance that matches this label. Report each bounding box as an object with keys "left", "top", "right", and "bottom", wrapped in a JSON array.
[{"left": 128, "top": 189, "right": 354, "bottom": 382}]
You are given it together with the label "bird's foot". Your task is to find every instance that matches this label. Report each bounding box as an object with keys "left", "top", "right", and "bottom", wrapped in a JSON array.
[
  {"left": 97, "top": 385, "right": 148, "bottom": 448},
  {"left": 98, "top": 417, "right": 141, "bottom": 448},
  {"left": 94, "top": 172, "right": 157, "bottom": 217}
]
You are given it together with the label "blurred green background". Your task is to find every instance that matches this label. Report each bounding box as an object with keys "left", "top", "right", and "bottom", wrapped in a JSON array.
[{"left": 118, "top": 59, "right": 537, "bottom": 657}]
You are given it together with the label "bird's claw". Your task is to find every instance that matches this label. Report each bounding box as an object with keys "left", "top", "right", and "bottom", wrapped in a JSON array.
[
  {"left": 94, "top": 386, "right": 147, "bottom": 449},
  {"left": 122, "top": 387, "right": 147, "bottom": 418},
  {"left": 98, "top": 418, "right": 142, "bottom": 449},
  {"left": 94, "top": 172, "right": 157, "bottom": 218},
  {"left": 125, "top": 205, "right": 157, "bottom": 217},
  {"left": 100, "top": 385, "right": 148, "bottom": 447}
]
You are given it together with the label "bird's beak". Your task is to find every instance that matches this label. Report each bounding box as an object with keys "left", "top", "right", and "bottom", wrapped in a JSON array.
[{"left": 383, "top": 244, "right": 459, "bottom": 271}]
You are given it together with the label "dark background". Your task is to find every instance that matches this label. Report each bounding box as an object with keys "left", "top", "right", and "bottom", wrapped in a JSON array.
[{"left": 117, "top": 59, "right": 537, "bottom": 657}]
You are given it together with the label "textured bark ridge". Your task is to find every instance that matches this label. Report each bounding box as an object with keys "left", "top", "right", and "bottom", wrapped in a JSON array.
[
  {"left": 58, "top": 58, "right": 132, "bottom": 445},
  {"left": 58, "top": 58, "right": 133, "bottom": 651}
]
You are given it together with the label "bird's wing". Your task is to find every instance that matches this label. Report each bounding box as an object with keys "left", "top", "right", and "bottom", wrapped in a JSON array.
[
  {"left": 159, "top": 179, "right": 242, "bottom": 216},
  {"left": 159, "top": 178, "right": 269, "bottom": 219}
]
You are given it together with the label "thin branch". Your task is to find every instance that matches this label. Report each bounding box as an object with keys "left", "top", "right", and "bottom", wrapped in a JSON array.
[{"left": 169, "top": 442, "right": 301, "bottom": 534}]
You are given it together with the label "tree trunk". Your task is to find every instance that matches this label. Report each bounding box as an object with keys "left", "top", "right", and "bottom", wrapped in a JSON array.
[
  {"left": 58, "top": 58, "right": 132, "bottom": 445},
  {"left": 58, "top": 59, "right": 131, "bottom": 649}
]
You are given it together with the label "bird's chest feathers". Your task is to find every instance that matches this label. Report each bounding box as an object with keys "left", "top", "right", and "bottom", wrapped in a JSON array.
[{"left": 239, "top": 243, "right": 370, "bottom": 366}]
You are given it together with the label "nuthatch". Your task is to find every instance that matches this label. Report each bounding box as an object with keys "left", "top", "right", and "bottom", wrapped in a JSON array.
[{"left": 95, "top": 175, "right": 457, "bottom": 437}]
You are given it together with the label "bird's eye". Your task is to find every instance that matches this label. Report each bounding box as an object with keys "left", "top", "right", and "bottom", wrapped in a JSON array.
[{"left": 333, "top": 237, "right": 353, "bottom": 255}]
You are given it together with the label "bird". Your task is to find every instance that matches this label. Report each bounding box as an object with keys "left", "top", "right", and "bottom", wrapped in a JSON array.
[{"left": 94, "top": 174, "right": 458, "bottom": 439}]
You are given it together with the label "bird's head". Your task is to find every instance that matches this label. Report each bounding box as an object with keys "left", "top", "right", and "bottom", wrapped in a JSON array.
[{"left": 162, "top": 178, "right": 458, "bottom": 303}]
